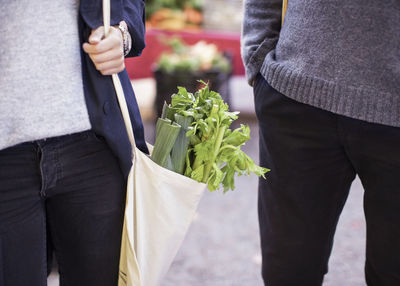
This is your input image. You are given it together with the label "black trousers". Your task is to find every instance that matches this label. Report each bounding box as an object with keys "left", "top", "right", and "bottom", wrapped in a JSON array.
[
  {"left": 0, "top": 131, "right": 125, "bottom": 286},
  {"left": 254, "top": 74, "right": 400, "bottom": 286}
]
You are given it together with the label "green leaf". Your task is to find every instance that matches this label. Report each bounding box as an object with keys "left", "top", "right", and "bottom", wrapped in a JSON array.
[
  {"left": 207, "top": 163, "right": 224, "bottom": 191},
  {"left": 194, "top": 141, "right": 214, "bottom": 162},
  {"left": 191, "top": 164, "right": 204, "bottom": 182},
  {"left": 221, "top": 166, "right": 235, "bottom": 192},
  {"left": 223, "top": 124, "right": 250, "bottom": 146}
]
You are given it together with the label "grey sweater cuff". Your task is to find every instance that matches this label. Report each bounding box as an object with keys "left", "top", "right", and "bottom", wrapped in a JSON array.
[
  {"left": 244, "top": 37, "right": 279, "bottom": 85},
  {"left": 241, "top": 0, "right": 282, "bottom": 85}
]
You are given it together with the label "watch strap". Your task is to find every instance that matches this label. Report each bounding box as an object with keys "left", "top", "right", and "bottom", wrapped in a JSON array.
[{"left": 118, "top": 21, "right": 132, "bottom": 57}]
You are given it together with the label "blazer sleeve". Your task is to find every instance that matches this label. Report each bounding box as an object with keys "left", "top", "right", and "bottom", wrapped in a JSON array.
[
  {"left": 122, "top": 0, "right": 146, "bottom": 58},
  {"left": 241, "top": 0, "right": 282, "bottom": 84}
]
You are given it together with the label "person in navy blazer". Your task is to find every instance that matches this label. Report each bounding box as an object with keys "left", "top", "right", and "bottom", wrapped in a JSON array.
[
  {"left": 0, "top": 1, "right": 148, "bottom": 285},
  {"left": 80, "top": 0, "right": 149, "bottom": 178}
]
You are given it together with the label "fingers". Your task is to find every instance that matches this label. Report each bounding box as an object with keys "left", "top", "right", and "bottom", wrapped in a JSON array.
[
  {"left": 89, "top": 26, "right": 105, "bottom": 44},
  {"left": 83, "top": 26, "right": 124, "bottom": 75},
  {"left": 93, "top": 57, "right": 125, "bottom": 74},
  {"left": 83, "top": 27, "right": 122, "bottom": 54},
  {"left": 89, "top": 49, "right": 121, "bottom": 64},
  {"left": 83, "top": 37, "right": 114, "bottom": 54}
]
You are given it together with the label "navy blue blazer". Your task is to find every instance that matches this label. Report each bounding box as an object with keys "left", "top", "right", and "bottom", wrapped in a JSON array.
[{"left": 78, "top": 0, "right": 148, "bottom": 179}]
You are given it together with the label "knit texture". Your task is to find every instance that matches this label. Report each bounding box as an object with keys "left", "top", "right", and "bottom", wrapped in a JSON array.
[
  {"left": 0, "top": 0, "right": 91, "bottom": 150},
  {"left": 241, "top": 0, "right": 400, "bottom": 127}
]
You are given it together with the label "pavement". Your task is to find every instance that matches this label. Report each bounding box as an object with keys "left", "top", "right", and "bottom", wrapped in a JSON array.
[{"left": 48, "top": 77, "right": 367, "bottom": 286}]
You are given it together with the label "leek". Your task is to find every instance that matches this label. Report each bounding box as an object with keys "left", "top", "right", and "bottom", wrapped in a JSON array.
[
  {"left": 151, "top": 118, "right": 181, "bottom": 168},
  {"left": 171, "top": 114, "right": 193, "bottom": 174}
]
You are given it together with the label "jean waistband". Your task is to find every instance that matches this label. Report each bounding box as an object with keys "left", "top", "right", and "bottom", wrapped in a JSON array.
[{"left": 35, "top": 130, "right": 94, "bottom": 147}]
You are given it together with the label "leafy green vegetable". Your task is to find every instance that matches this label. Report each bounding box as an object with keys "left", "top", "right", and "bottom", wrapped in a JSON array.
[
  {"left": 168, "top": 82, "right": 269, "bottom": 192},
  {"left": 152, "top": 82, "right": 269, "bottom": 191}
]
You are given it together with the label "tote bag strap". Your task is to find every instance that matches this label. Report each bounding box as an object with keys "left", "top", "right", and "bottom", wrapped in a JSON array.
[
  {"left": 103, "top": 0, "right": 138, "bottom": 155},
  {"left": 282, "top": 0, "right": 288, "bottom": 25}
]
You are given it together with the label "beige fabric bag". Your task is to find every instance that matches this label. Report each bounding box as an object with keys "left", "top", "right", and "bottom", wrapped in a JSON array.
[{"left": 102, "top": 1, "right": 206, "bottom": 285}]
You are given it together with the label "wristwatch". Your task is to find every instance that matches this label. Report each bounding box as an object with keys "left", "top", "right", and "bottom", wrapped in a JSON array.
[{"left": 118, "top": 21, "right": 132, "bottom": 57}]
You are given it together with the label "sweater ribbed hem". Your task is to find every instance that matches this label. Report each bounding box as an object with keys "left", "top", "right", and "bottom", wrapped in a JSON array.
[{"left": 260, "top": 57, "right": 400, "bottom": 128}]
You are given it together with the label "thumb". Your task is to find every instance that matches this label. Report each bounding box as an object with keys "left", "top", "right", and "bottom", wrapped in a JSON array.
[{"left": 89, "top": 26, "right": 105, "bottom": 44}]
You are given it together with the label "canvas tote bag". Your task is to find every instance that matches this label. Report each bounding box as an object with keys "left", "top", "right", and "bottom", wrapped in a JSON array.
[{"left": 102, "top": 1, "right": 207, "bottom": 285}]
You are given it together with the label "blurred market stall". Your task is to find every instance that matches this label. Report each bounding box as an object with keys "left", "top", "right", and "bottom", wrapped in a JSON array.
[
  {"left": 146, "top": 0, "right": 203, "bottom": 30},
  {"left": 126, "top": 0, "right": 245, "bottom": 126},
  {"left": 153, "top": 37, "right": 232, "bottom": 117}
]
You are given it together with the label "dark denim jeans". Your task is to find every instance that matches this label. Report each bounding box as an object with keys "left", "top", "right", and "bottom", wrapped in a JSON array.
[
  {"left": 0, "top": 130, "right": 126, "bottom": 286},
  {"left": 254, "top": 74, "right": 400, "bottom": 286}
]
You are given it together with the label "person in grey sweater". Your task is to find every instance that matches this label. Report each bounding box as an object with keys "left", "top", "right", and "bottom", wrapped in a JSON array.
[{"left": 241, "top": 0, "right": 400, "bottom": 285}]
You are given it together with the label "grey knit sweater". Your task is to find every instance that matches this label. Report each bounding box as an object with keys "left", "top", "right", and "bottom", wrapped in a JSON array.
[
  {"left": 241, "top": 0, "right": 400, "bottom": 127},
  {"left": 0, "top": 0, "right": 91, "bottom": 151}
]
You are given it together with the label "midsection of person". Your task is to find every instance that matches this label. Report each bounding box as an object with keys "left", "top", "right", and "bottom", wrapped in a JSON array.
[
  {"left": 271, "top": 0, "right": 399, "bottom": 94},
  {"left": 0, "top": 1, "right": 134, "bottom": 285},
  {"left": 242, "top": 0, "right": 400, "bottom": 127},
  {"left": 0, "top": 0, "right": 91, "bottom": 150}
]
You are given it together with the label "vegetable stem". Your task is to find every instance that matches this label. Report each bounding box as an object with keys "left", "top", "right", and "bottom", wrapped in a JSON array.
[
  {"left": 202, "top": 125, "right": 226, "bottom": 183},
  {"left": 192, "top": 153, "right": 203, "bottom": 170}
]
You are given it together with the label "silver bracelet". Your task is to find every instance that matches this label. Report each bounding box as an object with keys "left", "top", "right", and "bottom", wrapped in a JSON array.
[{"left": 118, "top": 21, "right": 132, "bottom": 57}]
